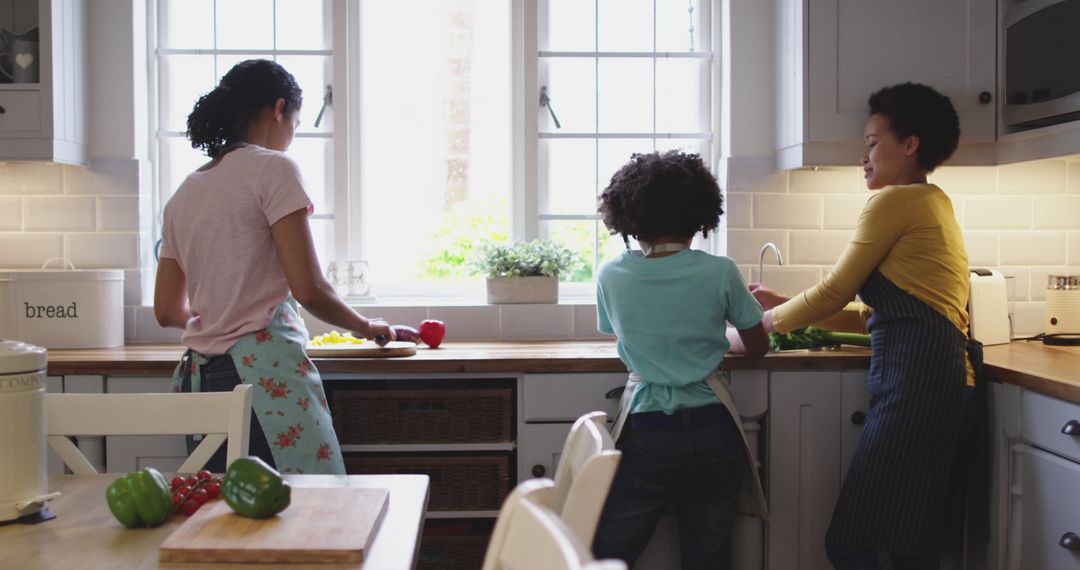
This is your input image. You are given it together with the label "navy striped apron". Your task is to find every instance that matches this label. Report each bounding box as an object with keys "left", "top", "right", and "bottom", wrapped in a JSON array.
[{"left": 826, "top": 270, "right": 986, "bottom": 555}]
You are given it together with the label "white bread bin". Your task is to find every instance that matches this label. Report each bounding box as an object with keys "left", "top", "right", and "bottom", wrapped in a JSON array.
[{"left": 0, "top": 260, "right": 124, "bottom": 349}]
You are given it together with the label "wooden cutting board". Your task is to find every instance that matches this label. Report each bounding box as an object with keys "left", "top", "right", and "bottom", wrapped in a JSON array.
[
  {"left": 305, "top": 341, "right": 417, "bottom": 358},
  {"left": 159, "top": 487, "right": 389, "bottom": 564}
]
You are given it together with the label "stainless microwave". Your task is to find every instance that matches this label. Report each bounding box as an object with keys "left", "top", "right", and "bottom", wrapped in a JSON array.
[{"left": 1003, "top": 0, "right": 1080, "bottom": 130}]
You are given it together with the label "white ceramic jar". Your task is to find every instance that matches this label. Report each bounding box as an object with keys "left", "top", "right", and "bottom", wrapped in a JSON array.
[{"left": 0, "top": 339, "right": 50, "bottom": 522}]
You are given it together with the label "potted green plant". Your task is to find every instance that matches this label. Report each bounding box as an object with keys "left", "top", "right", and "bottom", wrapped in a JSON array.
[{"left": 471, "top": 239, "right": 578, "bottom": 304}]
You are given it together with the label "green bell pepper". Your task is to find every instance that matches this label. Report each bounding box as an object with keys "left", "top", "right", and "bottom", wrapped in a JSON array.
[
  {"left": 221, "top": 456, "right": 291, "bottom": 518},
  {"left": 105, "top": 467, "right": 173, "bottom": 528}
]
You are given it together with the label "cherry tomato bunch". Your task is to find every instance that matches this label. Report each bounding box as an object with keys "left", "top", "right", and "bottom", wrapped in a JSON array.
[{"left": 169, "top": 469, "right": 223, "bottom": 516}]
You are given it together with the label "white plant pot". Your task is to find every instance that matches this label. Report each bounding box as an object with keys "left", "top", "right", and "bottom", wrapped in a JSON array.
[{"left": 485, "top": 276, "right": 558, "bottom": 304}]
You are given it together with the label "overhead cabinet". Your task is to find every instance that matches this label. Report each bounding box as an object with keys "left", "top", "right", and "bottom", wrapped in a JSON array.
[
  {"left": 0, "top": 0, "right": 86, "bottom": 165},
  {"left": 775, "top": 0, "right": 996, "bottom": 169}
]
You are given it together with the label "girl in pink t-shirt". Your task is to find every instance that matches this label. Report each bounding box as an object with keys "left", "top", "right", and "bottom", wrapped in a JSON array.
[{"left": 154, "top": 59, "right": 392, "bottom": 474}]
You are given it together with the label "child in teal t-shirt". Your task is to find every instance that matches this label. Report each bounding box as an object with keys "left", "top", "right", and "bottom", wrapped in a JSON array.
[{"left": 592, "top": 150, "right": 769, "bottom": 569}]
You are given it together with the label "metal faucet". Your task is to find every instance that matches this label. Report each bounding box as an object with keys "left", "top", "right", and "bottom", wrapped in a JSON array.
[{"left": 758, "top": 242, "right": 783, "bottom": 282}]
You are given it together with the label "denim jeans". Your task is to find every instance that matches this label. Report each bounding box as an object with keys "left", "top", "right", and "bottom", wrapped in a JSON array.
[
  {"left": 179, "top": 354, "right": 276, "bottom": 473},
  {"left": 592, "top": 405, "right": 743, "bottom": 570}
]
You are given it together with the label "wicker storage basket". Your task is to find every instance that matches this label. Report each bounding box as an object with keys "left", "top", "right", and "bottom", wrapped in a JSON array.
[
  {"left": 345, "top": 454, "right": 510, "bottom": 512},
  {"left": 417, "top": 520, "right": 493, "bottom": 570},
  {"left": 331, "top": 388, "right": 512, "bottom": 444}
]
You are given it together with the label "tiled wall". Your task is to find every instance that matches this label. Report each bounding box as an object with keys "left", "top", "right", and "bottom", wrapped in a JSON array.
[
  {"left": 0, "top": 159, "right": 152, "bottom": 340},
  {"left": 725, "top": 159, "right": 1080, "bottom": 337}
]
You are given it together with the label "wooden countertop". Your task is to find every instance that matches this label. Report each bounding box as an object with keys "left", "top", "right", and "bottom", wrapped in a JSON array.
[
  {"left": 44, "top": 341, "right": 871, "bottom": 376},
  {"left": 983, "top": 341, "right": 1080, "bottom": 403}
]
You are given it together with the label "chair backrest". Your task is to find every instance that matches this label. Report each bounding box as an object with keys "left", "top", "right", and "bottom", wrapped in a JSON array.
[
  {"left": 482, "top": 478, "right": 627, "bottom": 570},
  {"left": 46, "top": 384, "right": 252, "bottom": 474},
  {"left": 549, "top": 411, "right": 621, "bottom": 548}
]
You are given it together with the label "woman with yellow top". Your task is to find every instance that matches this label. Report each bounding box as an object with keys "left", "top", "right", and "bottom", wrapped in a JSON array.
[{"left": 752, "top": 83, "right": 985, "bottom": 569}]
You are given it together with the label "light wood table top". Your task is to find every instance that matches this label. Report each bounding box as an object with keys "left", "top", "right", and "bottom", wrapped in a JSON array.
[
  {"left": 983, "top": 341, "right": 1080, "bottom": 403},
  {"left": 0, "top": 474, "right": 429, "bottom": 570}
]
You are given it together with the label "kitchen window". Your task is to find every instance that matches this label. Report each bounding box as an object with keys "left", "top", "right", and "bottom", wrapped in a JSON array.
[{"left": 151, "top": 0, "right": 716, "bottom": 301}]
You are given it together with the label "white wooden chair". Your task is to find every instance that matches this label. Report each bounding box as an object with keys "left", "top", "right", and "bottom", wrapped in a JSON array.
[
  {"left": 482, "top": 478, "right": 627, "bottom": 570},
  {"left": 46, "top": 384, "right": 253, "bottom": 474},
  {"left": 547, "top": 411, "right": 622, "bottom": 549}
]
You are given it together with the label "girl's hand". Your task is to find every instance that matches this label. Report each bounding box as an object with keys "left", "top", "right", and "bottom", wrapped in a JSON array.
[
  {"left": 358, "top": 318, "right": 395, "bottom": 346},
  {"left": 748, "top": 282, "right": 789, "bottom": 311}
]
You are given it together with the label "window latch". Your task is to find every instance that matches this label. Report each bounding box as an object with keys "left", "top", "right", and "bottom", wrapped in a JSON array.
[
  {"left": 539, "top": 85, "right": 561, "bottom": 129},
  {"left": 314, "top": 84, "right": 332, "bottom": 128}
]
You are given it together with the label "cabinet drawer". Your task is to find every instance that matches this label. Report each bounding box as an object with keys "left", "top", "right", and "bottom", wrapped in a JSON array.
[
  {"left": 0, "top": 91, "right": 41, "bottom": 133},
  {"left": 1023, "top": 391, "right": 1080, "bottom": 463},
  {"left": 1021, "top": 446, "right": 1080, "bottom": 569},
  {"left": 523, "top": 373, "right": 625, "bottom": 422}
]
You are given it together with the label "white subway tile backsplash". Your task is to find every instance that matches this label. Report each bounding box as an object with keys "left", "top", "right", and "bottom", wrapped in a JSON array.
[
  {"left": 124, "top": 306, "right": 138, "bottom": 343},
  {"left": 730, "top": 170, "right": 788, "bottom": 193},
  {"left": 749, "top": 265, "right": 821, "bottom": 296},
  {"left": 0, "top": 197, "right": 20, "bottom": 230},
  {"left": 123, "top": 269, "right": 142, "bottom": 306},
  {"left": 788, "top": 230, "right": 853, "bottom": 265},
  {"left": 999, "top": 233, "right": 1067, "bottom": 266},
  {"left": 572, "top": 304, "right": 609, "bottom": 340},
  {"left": 0, "top": 163, "right": 63, "bottom": 195},
  {"left": 998, "top": 268, "right": 1029, "bottom": 302},
  {"left": 1029, "top": 267, "right": 1080, "bottom": 301},
  {"left": 928, "top": 166, "right": 998, "bottom": 195},
  {"left": 964, "top": 196, "right": 1032, "bottom": 230},
  {"left": 98, "top": 197, "right": 140, "bottom": 231},
  {"left": 0, "top": 234, "right": 63, "bottom": 268},
  {"left": 134, "top": 306, "right": 183, "bottom": 343},
  {"left": 429, "top": 305, "right": 500, "bottom": 341},
  {"left": 1033, "top": 196, "right": 1080, "bottom": 230},
  {"left": 823, "top": 195, "right": 869, "bottom": 229},
  {"left": 1012, "top": 302, "right": 1046, "bottom": 337},
  {"left": 66, "top": 233, "right": 140, "bottom": 268},
  {"left": 963, "top": 232, "right": 998, "bottom": 267},
  {"left": 25, "top": 196, "right": 95, "bottom": 231},
  {"left": 789, "top": 167, "right": 860, "bottom": 194},
  {"left": 500, "top": 304, "right": 573, "bottom": 340},
  {"left": 1069, "top": 163, "right": 1080, "bottom": 195},
  {"left": 753, "top": 194, "right": 822, "bottom": 229},
  {"left": 726, "top": 230, "right": 788, "bottom": 264},
  {"left": 64, "top": 159, "right": 142, "bottom": 195},
  {"left": 998, "top": 160, "right": 1067, "bottom": 195},
  {"left": 1070, "top": 233, "right": 1080, "bottom": 266},
  {"left": 725, "top": 193, "right": 751, "bottom": 228}
]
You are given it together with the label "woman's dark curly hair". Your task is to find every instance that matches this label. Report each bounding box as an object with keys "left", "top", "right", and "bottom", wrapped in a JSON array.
[
  {"left": 868, "top": 82, "right": 960, "bottom": 172},
  {"left": 597, "top": 150, "right": 723, "bottom": 243},
  {"left": 186, "top": 59, "right": 303, "bottom": 158}
]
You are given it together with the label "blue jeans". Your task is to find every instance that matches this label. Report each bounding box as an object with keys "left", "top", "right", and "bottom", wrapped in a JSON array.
[
  {"left": 826, "top": 539, "right": 941, "bottom": 570},
  {"left": 592, "top": 404, "right": 743, "bottom": 570},
  {"left": 179, "top": 354, "right": 276, "bottom": 473}
]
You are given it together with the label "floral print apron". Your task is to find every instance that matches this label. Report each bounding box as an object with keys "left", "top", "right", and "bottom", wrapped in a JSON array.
[{"left": 172, "top": 298, "right": 345, "bottom": 475}]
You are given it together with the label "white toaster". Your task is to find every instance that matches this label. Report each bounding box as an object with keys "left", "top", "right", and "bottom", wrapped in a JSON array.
[{"left": 968, "top": 269, "right": 1011, "bottom": 346}]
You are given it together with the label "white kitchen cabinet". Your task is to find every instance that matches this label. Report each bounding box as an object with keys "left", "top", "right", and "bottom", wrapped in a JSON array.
[
  {"left": 775, "top": 0, "right": 996, "bottom": 169},
  {"left": 839, "top": 370, "right": 869, "bottom": 482},
  {"left": 0, "top": 0, "right": 87, "bottom": 165},
  {"left": 1017, "top": 445, "right": 1080, "bottom": 570}
]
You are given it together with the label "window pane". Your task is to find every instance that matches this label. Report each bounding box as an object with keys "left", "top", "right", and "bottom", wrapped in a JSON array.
[
  {"left": 655, "top": 137, "right": 708, "bottom": 156},
  {"left": 275, "top": 0, "right": 329, "bottom": 50},
  {"left": 541, "top": 58, "right": 596, "bottom": 133},
  {"left": 657, "top": 0, "right": 703, "bottom": 52},
  {"left": 160, "top": 55, "right": 215, "bottom": 132},
  {"left": 216, "top": 0, "right": 274, "bottom": 50},
  {"left": 160, "top": 137, "right": 211, "bottom": 199},
  {"left": 598, "top": 139, "right": 651, "bottom": 192},
  {"left": 161, "top": 0, "right": 213, "bottom": 49},
  {"left": 597, "top": 0, "right": 652, "bottom": 52},
  {"left": 288, "top": 137, "right": 331, "bottom": 216},
  {"left": 308, "top": 218, "right": 333, "bottom": 274},
  {"left": 656, "top": 59, "right": 706, "bottom": 133},
  {"left": 542, "top": 139, "right": 596, "bottom": 215},
  {"left": 361, "top": 0, "right": 511, "bottom": 287},
  {"left": 275, "top": 55, "right": 332, "bottom": 134},
  {"left": 598, "top": 59, "right": 653, "bottom": 133},
  {"left": 214, "top": 54, "right": 261, "bottom": 80},
  {"left": 541, "top": 220, "right": 620, "bottom": 283},
  {"left": 543, "top": 0, "right": 595, "bottom": 52}
]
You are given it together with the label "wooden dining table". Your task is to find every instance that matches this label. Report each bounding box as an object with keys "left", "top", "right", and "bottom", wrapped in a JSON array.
[{"left": 0, "top": 474, "right": 430, "bottom": 569}]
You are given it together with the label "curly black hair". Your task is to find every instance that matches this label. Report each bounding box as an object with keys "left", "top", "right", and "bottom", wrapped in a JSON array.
[
  {"left": 597, "top": 150, "right": 724, "bottom": 243},
  {"left": 186, "top": 59, "right": 303, "bottom": 158},
  {"left": 868, "top": 82, "right": 960, "bottom": 172}
]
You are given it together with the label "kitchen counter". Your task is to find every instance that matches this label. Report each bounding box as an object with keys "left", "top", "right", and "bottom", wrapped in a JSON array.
[
  {"left": 982, "top": 340, "right": 1080, "bottom": 403},
  {"left": 44, "top": 341, "right": 871, "bottom": 376}
]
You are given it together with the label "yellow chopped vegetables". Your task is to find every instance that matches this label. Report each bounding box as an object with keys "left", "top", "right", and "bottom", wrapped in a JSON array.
[{"left": 310, "top": 330, "right": 365, "bottom": 346}]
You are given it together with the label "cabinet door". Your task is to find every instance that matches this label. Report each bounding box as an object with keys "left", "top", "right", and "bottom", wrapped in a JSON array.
[
  {"left": 767, "top": 371, "right": 842, "bottom": 570},
  {"left": 839, "top": 370, "right": 869, "bottom": 483},
  {"left": 1018, "top": 445, "right": 1080, "bottom": 570},
  {"left": 104, "top": 377, "right": 188, "bottom": 473},
  {"left": 517, "top": 422, "right": 573, "bottom": 483},
  {"left": 806, "top": 0, "right": 996, "bottom": 144}
]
